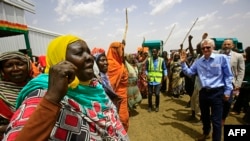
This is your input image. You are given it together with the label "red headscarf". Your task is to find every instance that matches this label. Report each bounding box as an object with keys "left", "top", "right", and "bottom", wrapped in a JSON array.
[
  {"left": 91, "top": 47, "right": 106, "bottom": 61},
  {"left": 38, "top": 55, "right": 46, "bottom": 68}
]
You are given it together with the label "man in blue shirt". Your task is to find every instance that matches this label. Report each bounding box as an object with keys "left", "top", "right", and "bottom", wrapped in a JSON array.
[
  {"left": 180, "top": 38, "right": 233, "bottom": 141},
  {"left": 145, "top": 48, "right": 168, "bottom": 112}
]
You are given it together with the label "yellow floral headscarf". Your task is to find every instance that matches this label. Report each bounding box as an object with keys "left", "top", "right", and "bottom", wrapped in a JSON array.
[{"left": 44, "top": 34, "right": 81, "bottom": 88}]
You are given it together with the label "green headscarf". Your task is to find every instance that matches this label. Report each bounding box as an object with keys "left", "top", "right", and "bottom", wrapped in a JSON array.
[{"left": 16, "top": 35, "right": 110, "bottom": 117}]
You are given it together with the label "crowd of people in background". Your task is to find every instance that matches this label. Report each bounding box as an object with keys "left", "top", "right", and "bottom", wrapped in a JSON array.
[{"left": 0, "top": 33, "right": 250, "bottom": 141}]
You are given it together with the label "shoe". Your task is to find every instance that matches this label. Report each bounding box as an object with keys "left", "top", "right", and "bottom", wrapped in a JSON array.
[
  {"left": 173, "top": 95, "right": 180, "bottom": 98},
  {"left": 222, "top": 119, "right": 225, "bottom": 126},
  {"left": 184, "top": 115, "right": 197, "bottom": 121},
  {"left": 148, "top": 107, "right": 152, "bottom": 112},
  {"left": 160, "top": 90, "right": 166, "bottom": 93},
  {"left": 185, "top": 101, "right": 191, "bottom": 108},
  {"left": 195, "top": 134, "right": 210, "bottom": 141},
  {"left": 192, "top": 120, "right": 202, "bottom": 126},
  {"left": 171, "top": 95, "right": 179, "bottom": 99},
  {"left": 155, "top": 107, "right": 159, "bottom": 112},
  {"left": 230, "top": 111, "right": 240, "bottom": 115}
]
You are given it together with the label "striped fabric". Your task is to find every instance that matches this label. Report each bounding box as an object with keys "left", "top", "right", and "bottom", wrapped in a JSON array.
[
  {"left": 0, "top": 81, "right": 23, "bottom": 110},
  {"left": 0, "top": 51, "right": 28, "bottom": 61},
  {"left": 0, "top": 51, "right": 30, "bottom": 69},
  {"left": 0, "top": 51, "right": 32, "bottom": 110}
]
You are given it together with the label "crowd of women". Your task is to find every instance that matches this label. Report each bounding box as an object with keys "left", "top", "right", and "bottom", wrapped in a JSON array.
[
  {"left": 0, "top": 33, "right": 250, "bottom": 141},
  {"left": 0, "top": 34, "right": 151, "bottom": 140}
]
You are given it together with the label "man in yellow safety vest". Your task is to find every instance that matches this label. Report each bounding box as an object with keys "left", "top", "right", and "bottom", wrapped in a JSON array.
[{"left": 145, "top": 48, "right": 168, "bottom": 112}]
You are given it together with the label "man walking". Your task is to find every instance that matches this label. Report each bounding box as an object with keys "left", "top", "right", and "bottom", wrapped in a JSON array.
[
  {"left": 145, "top": 48, "right": 168, "bottom": 112},
  {"left": 180, "top": 38, "right": 233, "bottom": 141},
  {"left": 220, "top": 38, "right": 245, "bottom": 125}
]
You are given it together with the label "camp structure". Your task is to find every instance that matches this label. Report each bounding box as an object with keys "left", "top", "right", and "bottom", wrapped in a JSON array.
[
  {"left": 0, "top": 0, "right": 35, "bottom": 57},
  {"left": 0, "top": 0, "right": 61, "bottom": 59}
]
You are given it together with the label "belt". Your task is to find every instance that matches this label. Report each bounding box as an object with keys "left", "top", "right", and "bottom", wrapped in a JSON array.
[{"left": 201, "top": 86, "right": 224, "bottom": 93}]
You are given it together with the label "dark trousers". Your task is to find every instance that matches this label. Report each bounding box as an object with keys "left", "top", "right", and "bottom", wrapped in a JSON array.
[
  {"left": 199, "top": 87, "right": 224, "bottom": 141},
  {"left": 160, "top": 78, "right": 167, "bottom": 92},
  {"left": 222, "top": 91, "right": 233, "bottom": 120},
  {"left": 148, "top": 84, "right": 161, "bottom": 108},
  {"left": 184, "top": 76, "right": 195, "bottom": 97},
  {"left": 233, "top": 86, "right": 250, "bottom": 113}
]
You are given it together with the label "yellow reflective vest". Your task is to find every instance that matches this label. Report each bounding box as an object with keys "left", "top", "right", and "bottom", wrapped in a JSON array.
[{"left": 148, "top": 57, "right": 163, "bottom": 83}]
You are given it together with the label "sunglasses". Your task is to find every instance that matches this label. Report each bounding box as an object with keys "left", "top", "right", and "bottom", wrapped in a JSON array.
[{"left": 201, "top": 46, "right": 211, "bottom": 50}]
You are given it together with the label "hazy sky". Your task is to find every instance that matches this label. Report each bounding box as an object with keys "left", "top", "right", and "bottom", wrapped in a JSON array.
[{"left": 25, "top": 0, "right": 250, "bottom": 53}]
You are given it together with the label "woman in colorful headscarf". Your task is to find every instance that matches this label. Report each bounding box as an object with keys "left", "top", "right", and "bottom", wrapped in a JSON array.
[
  {"left": 2, "top": 35, "right": 129, "bottom": 141},
  {"left": 169, "top": 52, "right": 185, "bottom": 98},
  {"left": 124, "top": 53, "right": 142, "bottom": 111},
  {"left": 136, "top": 47, "right": 143, "bottom": 62},
  {"left": 91, "top": 47, "right": 121, "bottom": 110},
  {"left": 107, "top": 42, "right": 129, "bottom": 131},
  {"left": 0, "top": 51, "right": 33, "bottom": 139},
  {"left": 137, "top": 47, "right": 149, "bottom": 98}
]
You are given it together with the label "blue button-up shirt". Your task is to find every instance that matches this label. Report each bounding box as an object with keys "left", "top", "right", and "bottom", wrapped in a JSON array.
[{"left": 181, "top": 53, "right": 233, "bottom": 96}]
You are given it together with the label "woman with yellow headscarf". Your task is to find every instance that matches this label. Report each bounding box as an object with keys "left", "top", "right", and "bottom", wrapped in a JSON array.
[{"left": 2, "top": 35, "right": 129, "bottom": 141}]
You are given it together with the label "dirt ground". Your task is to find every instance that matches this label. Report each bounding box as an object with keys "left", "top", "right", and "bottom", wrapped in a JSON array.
[{"left": 127, "top": 93, "right": 245, "bottom": 141}]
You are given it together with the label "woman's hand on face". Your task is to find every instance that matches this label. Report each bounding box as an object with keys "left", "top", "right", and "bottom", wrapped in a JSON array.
[{"left": 45, "top": 61, "right": 77, "bottom": 104}]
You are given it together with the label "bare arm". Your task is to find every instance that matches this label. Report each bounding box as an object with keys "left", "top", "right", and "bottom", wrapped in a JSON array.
[{"left": 188, "top": 35, "right": 194, "bottom": 56}]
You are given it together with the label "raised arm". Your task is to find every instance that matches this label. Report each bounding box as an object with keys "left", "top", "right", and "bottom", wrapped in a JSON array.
[{"left": 188, "top": 35, "right": 194, "bottom": 56}]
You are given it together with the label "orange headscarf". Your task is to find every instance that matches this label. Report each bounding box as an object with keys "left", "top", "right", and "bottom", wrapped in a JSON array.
[
  {"left": 107, "top": 42, "right": 124, "bottom": 63},
  {"left": 106, "top": 42, "right": 125, "bottom": 91},
  {"left": 137, "top": 47, "right": 143, "bottom": 52},
  {"left": 106, "top": 42, "right": 129, "bottom": 131},
  {"left": 143, "top": 47, "right": 149, "bottom": 53}
]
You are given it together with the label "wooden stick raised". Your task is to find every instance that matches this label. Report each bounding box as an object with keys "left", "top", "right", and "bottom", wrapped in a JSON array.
[
  {"left": 181, "top": 17, "right": 199, "bottom": 46},
  {"left": 123, "top": 8, "right": 128, "bottom": 42},
  {"left": 163, "top": 24, "right": 176, "bottom": 48}
]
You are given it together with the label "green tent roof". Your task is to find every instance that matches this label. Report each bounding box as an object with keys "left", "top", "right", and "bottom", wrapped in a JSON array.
[{"left": 211, "top": 37, "right": 243, "bottom": 53}]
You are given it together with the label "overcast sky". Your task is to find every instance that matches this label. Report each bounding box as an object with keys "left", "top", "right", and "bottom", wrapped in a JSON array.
[{"left": 25, "top": 0, "right": 250, "bottom": 53}]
